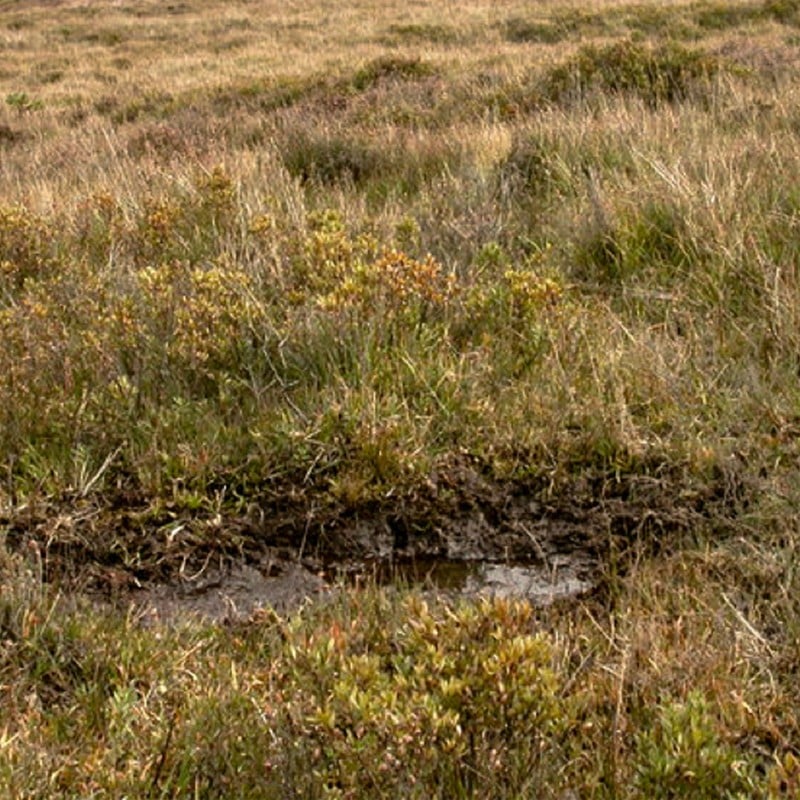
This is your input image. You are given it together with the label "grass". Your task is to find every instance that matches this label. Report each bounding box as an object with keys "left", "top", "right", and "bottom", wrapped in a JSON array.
[
  {"left": 2, "top": 542, "right": 798, "bottom": 797},
  {"left": 2, "top": 0, "right": 800, "bottom": 795}
]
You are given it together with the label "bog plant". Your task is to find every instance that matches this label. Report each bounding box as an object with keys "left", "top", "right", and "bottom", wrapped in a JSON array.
[
  {"left": 0, "top": 554, "right": 783, "bottom": 798},
  {"left": 350, "top": 55, "right": 435, "bottom": 91},
  {"left": 634, "top": 692, "right": 758, "bottom": 798},
  {"left": 542, "top": 41, "right": 726, "bottom": 108},
  {"left": 5, "top": 91, "right": 43, "bottom": 113},
  {"left": 319, "top": 248, "right": 457, "bottom": 328},
  {"left": 0, "top": 204, "right": 59, "bottom": 292},
  {"left": 275, "top": 596, "right": 567, "bottom": 795}
]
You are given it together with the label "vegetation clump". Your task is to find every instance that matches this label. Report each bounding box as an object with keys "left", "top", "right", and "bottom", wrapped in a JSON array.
[
  {"left": 0, "top": 555, "right": 785, "bottom": 797},
  {"left": 763, "top": 0, "right": 800, "bottom": 24},
  {"left": 350, "top": 56, "right": 436, "bottom": 92},
  {"left": 383, "top": 22, "right": 461, "bottom": 46},
  {"left": 542, "top": 40, "right": 726, "bottom": 107},
  {"left": 281, "top": 130, "right": 388, "bottom": 186}
]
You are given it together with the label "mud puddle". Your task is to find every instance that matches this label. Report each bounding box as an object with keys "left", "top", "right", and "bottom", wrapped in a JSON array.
[
  {"left": 134, "top": 559, "right": 329, "bottom": 624},
  {"left": 339, "top": 553, "right": 595, "bottom": 601},
  {"left": 134, "top": 551, "right": 596, "bottom": 624},
  {"left": 443, "top": 559, "right": 594, "bottom": 603},
  {"left": 13, "top": 458, "right": 721, "bottom": 624}
]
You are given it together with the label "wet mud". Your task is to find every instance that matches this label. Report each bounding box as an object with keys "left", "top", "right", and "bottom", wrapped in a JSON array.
[
  {"left": 135, "top": 560, "right": 329, "bottom": 624},
  {"left": 4, "top": 458, "right": 746, "bottom": 623},
  {"left": 134, "top": 550, "right": 597, "bottom": 624}
]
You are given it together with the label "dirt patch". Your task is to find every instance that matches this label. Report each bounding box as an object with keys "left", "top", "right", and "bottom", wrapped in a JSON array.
[
  {"left": 135, "top": 557, "right": 328, "bottom": 624},
  {"left": 134, "top": 554, "right": 597, "bottom": 624},
  {"left": 1, "top": 456, "right": 748, "bottom": 621}
]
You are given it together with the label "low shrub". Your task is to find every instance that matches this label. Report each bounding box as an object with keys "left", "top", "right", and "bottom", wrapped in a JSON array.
[
  {"left": 383, "top": 23, "right": 460, "bottom": 46},
  {"left": 275, "top": 596, "right": 569, "bottom": 796},
  {"left": 542, "top": 41, "right": 726, "bottom": 108},
  {"left": 281, "top": 130, "right": 387, "bottom": 186},
  {"left": 350, "top": 56, "right": 435, "bottom": 92},
  {"left": 634, "top": 692, "right": 758, "bottom": 798}
]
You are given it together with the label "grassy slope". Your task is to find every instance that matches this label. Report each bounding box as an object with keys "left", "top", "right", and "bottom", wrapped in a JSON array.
[{"left": 2, "top": 0, "right": 800, "bottom": 795}]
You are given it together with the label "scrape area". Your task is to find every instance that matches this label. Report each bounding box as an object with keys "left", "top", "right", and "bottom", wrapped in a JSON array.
[
  {"left": 135, "top": 559, "right": 329, "bottom": 623},
  {"left": 3, "top": 459, "right": 746, "bottom": 622},
  {"left": 134, "top": 553, "right": 596, "bottom": 624}
]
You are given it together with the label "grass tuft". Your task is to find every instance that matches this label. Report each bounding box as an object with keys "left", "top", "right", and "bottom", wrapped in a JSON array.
[
  {"left": 350, "top": 56, "right": 436, "bottom": 92},
  {"left": 542, "top": 40, "right": 728, "bottom": 108}
]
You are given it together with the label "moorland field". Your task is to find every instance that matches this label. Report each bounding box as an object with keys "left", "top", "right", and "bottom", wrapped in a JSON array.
[{"left": 2, "top": 0, "right": 800, "bottom": 795}]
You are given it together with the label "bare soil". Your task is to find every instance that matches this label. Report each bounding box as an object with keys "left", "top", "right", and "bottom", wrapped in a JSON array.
[{"left": 1, "top": 457, "right": 747, "bottom": 621}]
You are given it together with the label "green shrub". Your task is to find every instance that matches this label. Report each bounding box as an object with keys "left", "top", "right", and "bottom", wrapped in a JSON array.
[
  {"left": 5, "top": 91, "right": 43, "bottom": 113},
  {"left": 277, "top": 596, "right": 569, "bottom": 796},
  {"left": 694, "top": 2, "right": 759, "bottom": 31},
  {"left": 384, "top": 23, "right": 459, "bottom": 45},
  {"left": 634, "top": 691, "right": 758, "bottom": 798},
  {"left": 503, "top": 17, "right": 571, "bottom": 44},
  {"left": 281, "top": 131, "right": 387, "bottom": 186},
  {"left": 280, "top": 128, "right": 454, "bottom": 195},
  {"left": 0, "top": 205, "right": 59, "bottom": 294},
  {"left": 497, "top": 133, "right": 573, "bottom": 199},
  {"left": 623, "top": 5, "right": 695, "bottom": 38},
  {"left": 209, "top": 74, "right": 323, "bottom": 114},
  {"left": 542, "top": 41, "right": 724, "bottom": 108},
  {"left": 127, "top": 166, "right": 238, "bottom": 265},
  {"left": 762, "top": 0, "right": 800, "bottom": 25},
  {"left": 350, "top": 56, "right": 435, "bottom": 92}
]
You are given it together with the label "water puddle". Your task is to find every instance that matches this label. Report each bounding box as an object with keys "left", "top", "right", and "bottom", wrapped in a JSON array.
[
  {"left": 134, "top": 553, "right": 595, "bottom": 624},
  {"left": 467, "top": 562, "right": 593, "bottom": 602},
  {"left": 352, "top": 555, "right": 595, "bottom": 605},
  {"left": 134, "top": 555, "right": 595, "bottom": 624},
  {"left": 135, "top": 561, "right": 329, "bottom": 624}
]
